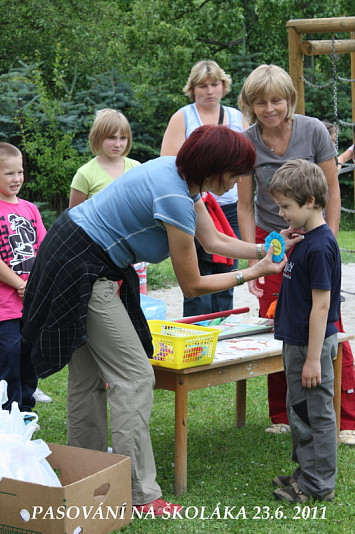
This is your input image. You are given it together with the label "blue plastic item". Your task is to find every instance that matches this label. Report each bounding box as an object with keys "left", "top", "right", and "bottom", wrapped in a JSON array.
[{"left": 140, "top": 293, "right": 167, "bottom": 320}]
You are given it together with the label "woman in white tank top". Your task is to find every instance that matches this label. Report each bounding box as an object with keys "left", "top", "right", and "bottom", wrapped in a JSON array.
[{"left": 161, "top": 60, "right": 248, "bottom": 316}]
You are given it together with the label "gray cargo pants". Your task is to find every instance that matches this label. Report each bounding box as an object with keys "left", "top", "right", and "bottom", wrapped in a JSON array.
[{"left": 283, "top": 333, "right": 338, "bottom": 498}]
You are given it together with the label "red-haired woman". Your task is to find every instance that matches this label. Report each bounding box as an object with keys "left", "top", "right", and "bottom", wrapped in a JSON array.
[{"left": 22, "top": 125, "right": 301, "bottom": 516}]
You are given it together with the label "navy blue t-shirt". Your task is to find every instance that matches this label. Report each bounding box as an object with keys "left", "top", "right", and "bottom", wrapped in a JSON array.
[{"left": 274, "top": 224, "right": 341, "bottom": 345}]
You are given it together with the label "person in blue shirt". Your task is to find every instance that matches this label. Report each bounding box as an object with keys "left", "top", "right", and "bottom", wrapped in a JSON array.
[
  {"left": 22, "top": 125, "right": 300, "bottom": 516},
  {"left": 270, "top": 159, "right": 341, "bottom": 503}
]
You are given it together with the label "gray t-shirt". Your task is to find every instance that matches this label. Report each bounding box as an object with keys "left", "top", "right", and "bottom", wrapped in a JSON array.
[{"left": 243, "top": 115, "right": 336, "bottom": 232}]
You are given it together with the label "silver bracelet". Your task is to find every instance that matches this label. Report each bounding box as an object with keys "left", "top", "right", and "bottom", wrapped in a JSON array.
[
  {"left": 256, "top": 243, "right": 263, "bottom": 261},
  {"left": 234, "top": 272, "right": 245, "bottom": 286}
]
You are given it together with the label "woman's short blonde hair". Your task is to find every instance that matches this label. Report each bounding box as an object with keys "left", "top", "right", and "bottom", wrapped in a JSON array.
[
  {"left": 183, "top": 60, "right": 232, "bottom": 101},
  {"left": 238, "top": 64, "right": 297, "bottom": 125},
  {"left": 89, "top": 109, "right": 132, "bottom": 156}
]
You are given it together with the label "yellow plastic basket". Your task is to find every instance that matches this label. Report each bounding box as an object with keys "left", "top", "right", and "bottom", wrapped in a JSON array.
[{"left": 148, "top": 320, "right": 219, "bottom": 369}]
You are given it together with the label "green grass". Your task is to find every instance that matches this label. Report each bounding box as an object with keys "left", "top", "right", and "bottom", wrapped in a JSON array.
[
  {"left": 147, "top": 259, "right": 176, "bottom": 290},
  {"left": 33, "top": 227, "right": 354, "bottom": 532},
  {"left": 36, "top": 370, "right": 354, "bottom": 534},
  {"left": 338, "top": 230, "right": 355, "bottom": 264}
]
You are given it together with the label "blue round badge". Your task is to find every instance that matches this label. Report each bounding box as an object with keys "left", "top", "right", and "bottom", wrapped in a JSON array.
[{"left": 264, "top": 231, "right": 285, "bottom": 263}]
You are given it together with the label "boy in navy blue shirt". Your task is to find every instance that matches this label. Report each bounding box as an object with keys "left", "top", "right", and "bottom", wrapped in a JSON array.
[{"left": 270, "top": 159, "right": 341, "bottom": 503}]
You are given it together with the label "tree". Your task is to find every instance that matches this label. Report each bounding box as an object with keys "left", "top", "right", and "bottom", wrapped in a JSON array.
[{"left": 0, "top": 0, "right": 353, "bottom": 213}]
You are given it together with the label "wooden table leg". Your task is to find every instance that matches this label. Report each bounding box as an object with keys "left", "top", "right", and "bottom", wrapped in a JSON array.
[
  {"left": 333, "top": 342, "right": 343, "bottom": 443},
  {"left": 174, "top": 378, "right": 188, "bottom": 495},
  {"left": 236, "top": 379, "right": 247, "bottom": 427}
]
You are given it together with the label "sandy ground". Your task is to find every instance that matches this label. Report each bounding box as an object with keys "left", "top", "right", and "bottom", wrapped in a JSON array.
[{"left": 149, "top": 263, "right": 355, "bottom": 353}]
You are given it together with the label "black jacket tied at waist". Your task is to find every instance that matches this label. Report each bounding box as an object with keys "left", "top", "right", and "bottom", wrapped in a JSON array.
[{"left": 22, "top": 210, "right": 153, "bottom": 378}]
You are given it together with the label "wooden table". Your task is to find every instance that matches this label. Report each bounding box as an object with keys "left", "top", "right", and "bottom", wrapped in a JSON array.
[{"left": 153, "top": 332, "right": 353, "bottom": 496}]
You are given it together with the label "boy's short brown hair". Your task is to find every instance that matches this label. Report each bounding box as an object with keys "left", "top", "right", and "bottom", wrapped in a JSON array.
[
  {"left": 89, "top": 109, "right": 132, "bottom": 156},
  {"left": 0, "top": 142, "right": 22, "bottom": 164},
  {"left": 270, "top": 159, "right": 328, "bottom": 209}
]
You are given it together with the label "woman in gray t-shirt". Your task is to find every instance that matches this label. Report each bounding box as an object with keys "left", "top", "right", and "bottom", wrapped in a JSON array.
[{"left": 237, "top": 64, "right": 343, "bottom": 434}]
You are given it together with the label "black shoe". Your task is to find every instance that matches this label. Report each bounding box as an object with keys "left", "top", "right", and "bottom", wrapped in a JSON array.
[
  {"left": 273, "top": 481, "right": 334, "bottom": 503},
  {"left": 272, "top": 474, "right": 295, "bottom": 487}
]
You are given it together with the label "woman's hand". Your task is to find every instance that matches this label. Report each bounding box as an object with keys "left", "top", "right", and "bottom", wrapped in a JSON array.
[
  {"left": 280, "top": 226, "right": 305, "bottom": 251},
  {"left": 246, "top": 247, "right": 287, "bottom": 297},
  {"left": 245, "top": 246, "right": 286, "bottom": 297},
  {"left": 256, "top": 245, "right": 287, "bottom": 277}
]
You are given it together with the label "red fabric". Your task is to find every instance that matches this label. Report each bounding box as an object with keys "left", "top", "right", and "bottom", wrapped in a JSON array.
[
  {"left": 256, "top": 225, "right": 355, "bottom": 430},
  {"left": 202, "top": 193, "right": 236, "bottom": 265},
  {"left": 336, "top": 315, "right": 355, "bottom": 430}
]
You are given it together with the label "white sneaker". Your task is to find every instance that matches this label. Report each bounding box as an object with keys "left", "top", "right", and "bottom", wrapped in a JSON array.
[
  {"left": 33, "top": 387, "right": 53, "bottom": 403},
  {"left": 265, "top": 423, "right": 291, "bottom": 434},
  {"left": 339, "top": 430, "right": 355, "bottom": 446}
]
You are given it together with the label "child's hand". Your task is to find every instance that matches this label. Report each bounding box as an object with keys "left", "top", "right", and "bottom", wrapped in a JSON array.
[
  {"left": 17, "top": 280, "right": 27, "bottom": 299},
  {"left": 246, "top": 259, "right": 265, "bottom": 297},
  {"left": 247, "top": 278, "right": 264, "bottom": 298},
  {"left": 302, "top": 359, "right": 321, "bottom": 388}
]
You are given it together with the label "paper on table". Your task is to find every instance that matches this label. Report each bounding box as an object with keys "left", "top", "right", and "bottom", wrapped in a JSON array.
[{"left": 213, "top": 335, "right": 282, "bottom": 362}]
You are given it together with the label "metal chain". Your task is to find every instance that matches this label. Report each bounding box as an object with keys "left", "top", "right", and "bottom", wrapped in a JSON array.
[
  {"left": 302, "top": 78, "right": 332, "bottom": 88},
  {"left": 302, "top": 75, "right": 355, "bottom": 85},
  {"left": 337, "top": 75, "right": 355, "bottom": 82},
  {"left": 338, "top": 118, "right": 355, "bottom": 126},
  {"left": 331, "top": 35, "right": 340, "bottom": 151},
  {"left": 341, "top": 206, "right": 355, "bottom": 213},
  {"left": 301, "top": 36, "right": 340, "bottom": 147},
  {"left": 300, "top": 35, "right": 355, "bottom": 237}
]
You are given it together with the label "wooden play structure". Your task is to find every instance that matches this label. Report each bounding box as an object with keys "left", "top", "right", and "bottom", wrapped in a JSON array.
[
  {"left": 287, "top": 16, "right": 355, "bottom": 116},
  {"left": 287, "top": 16, "right": 355, "bottom": 204}
]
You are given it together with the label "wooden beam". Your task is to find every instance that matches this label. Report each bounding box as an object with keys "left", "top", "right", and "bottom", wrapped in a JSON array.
[
  {"left": 286, "top": 17, "right": 355, "bottom": 34},
  {"left": 300, "top": 39, "right": 355, "bottom": 55}
]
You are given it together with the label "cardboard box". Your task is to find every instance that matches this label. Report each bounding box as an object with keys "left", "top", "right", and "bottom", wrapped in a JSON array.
[{"left": 0, "top": 443, "right": 132, "bottom": 534}]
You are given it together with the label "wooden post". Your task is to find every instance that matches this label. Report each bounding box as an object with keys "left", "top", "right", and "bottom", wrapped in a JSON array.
[
  {"left": 288, "top": 26, "right": 304, "bottom": 115},
  {"left": 174, "top": 379, "right": 188, "bottom": 495},
  {"left": 236, "top": 380, "right": 247, "bottom": 427},
  {"left": 287, "top": 17, "right": 355, "bottom": 201}
]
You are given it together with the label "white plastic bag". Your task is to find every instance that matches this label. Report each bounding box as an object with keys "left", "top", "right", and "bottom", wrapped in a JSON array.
[{"left": 0, "top": 380, "right": 61, "bottom": 487}]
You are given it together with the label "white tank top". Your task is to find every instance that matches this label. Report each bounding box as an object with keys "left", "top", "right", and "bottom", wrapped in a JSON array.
[{"left": 181, "top": 103, "right": 244, "bottom": 205}]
